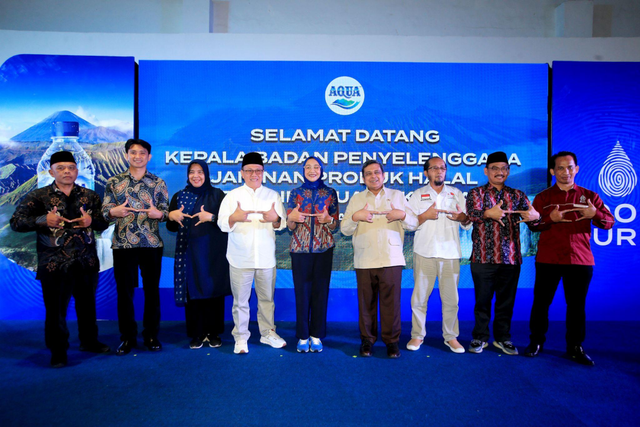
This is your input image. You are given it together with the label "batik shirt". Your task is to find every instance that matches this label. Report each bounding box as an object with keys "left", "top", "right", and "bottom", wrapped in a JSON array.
[
  {"left": 466, "top": 183, "right": 531, "bottom": 265},
  {"left": 102, "top": 170, "right": 169, "bottom": 249},
  {"left": 10, "top": 183, "right": 109, "bottom": 278},
  {"left": 287, "top": 185, "right": 339, "bottom": 253}
]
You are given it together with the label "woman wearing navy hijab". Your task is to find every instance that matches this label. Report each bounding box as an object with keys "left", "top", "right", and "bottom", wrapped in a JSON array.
[
  {"left": 167, "top": 160, "right": 230, "bottom": 349},
  {"left": 286, "top": 156, "right": 339, "bottom": 352}
]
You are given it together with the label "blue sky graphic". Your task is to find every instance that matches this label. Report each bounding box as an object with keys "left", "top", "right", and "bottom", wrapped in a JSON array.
[{"left": 0, "top": 54, "right": 134, "bottom": 142}]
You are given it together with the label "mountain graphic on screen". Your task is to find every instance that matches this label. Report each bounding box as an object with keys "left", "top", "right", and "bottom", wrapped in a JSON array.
[{"left": 9, "top": 110, "right": 130, "bottom": 144}]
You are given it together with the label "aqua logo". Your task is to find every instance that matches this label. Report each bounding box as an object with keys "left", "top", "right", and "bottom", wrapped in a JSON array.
[
  {"left": 325, "top": 76, "right": 365, "bottom": 115},
  {"left": 598, "top": 141, "right": 637, "bottom": 198}
]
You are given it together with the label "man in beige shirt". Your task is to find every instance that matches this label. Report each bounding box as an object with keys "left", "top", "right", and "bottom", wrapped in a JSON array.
[{"left": 341, "top": 160, "right": 417, "bottom": 358}]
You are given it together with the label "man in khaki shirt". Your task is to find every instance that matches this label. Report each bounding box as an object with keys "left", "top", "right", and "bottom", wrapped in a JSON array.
[{"left": 341, "top": 160, "right": 417, "bottom": 358}]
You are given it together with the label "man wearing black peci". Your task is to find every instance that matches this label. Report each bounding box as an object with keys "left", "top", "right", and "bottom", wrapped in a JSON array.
[
  {"left": 11, "top": 150, "right": 110, "bottom": 368},
  {"left": 465, "top": 151, "right": 540, "bottom": 355}
]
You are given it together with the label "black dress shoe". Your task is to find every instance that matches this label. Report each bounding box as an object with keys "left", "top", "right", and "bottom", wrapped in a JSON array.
[
  {"left": 144, "top": 338, "right": 162, "bottom": 352},
  {"left": 567, "top": 345, "right": 595, "bottom": 366},
  {"left": 359, "top": 340, "right": 373, "bottom": 357},
  {"left": 386, "top": 342, "right": 401, "bottom": 358},
  {"left": 524, "top": 343, "right": 542, "bottom": 357},
  {"left": 79, "top": 341, "right": 111, "bottom": 353},
  {"left": 116, "top": 340, "right": 137, "bottom": 356},
  {"left": 50, "top": 352, "right": 67, "bottom": 368}
]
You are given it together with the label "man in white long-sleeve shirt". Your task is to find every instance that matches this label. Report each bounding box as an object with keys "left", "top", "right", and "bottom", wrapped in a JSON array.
[
  {"left": 217, "top": 152, "right": 287, "bottom": 354},
  {"left": 406, "top": 157, "right": 471, "bottom": 354},
  {"left": 341, "top": 160, "right": 418, "bottom": 358}
]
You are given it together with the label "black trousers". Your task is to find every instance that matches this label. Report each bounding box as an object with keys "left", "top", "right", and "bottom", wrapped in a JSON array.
[
  {"left": 40, "top": 269, "right": 99, "bottom": 355},
  {"left": 113, "top": 247, "right": 163, "bottom": 341},
  {"left": 470, "top": 263, "right": 521, "bottom": 342},
  {"left": 290, "top": 248, "right": 333, "bottom": 340},
  {"left": 185, "top": 294, "right": 225, "bottom": 339},
  {"left": 529, "top": 263, "right": 593, "bottom": 348},
  {"left": 355, "top": 266, "right": 403, "bottom": 345}
]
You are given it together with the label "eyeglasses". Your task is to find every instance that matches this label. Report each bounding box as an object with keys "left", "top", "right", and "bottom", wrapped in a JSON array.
[
  {"left": 304, "top": 166, "right": 321, "bottom": 171},
  {"left": 242, "top": 169, "right": 264, "bottom": 175},
  {"left": 427, "top": 166, "right": 447, "bottom": 171},
  {"left": 489, "top": 166, "right": 510, "bottom": 172},
  {"left": 54, "top": 165, "right": 77, "bottom": 172}
]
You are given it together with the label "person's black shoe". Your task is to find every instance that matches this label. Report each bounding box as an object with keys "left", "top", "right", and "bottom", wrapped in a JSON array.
[
  {"left": 144, "top": 338, "right": 162, "bottom": 352},
  {"left": 386, "top": 342, "right": 401, "bottom": 358},
  {"left": 116, "top": 340, "right": 137, "bottom": 356},
  {"left": 79, "top": 341, "right": 111, "bottom": 353},
  {"left": 50, "top": 352, "right": 67, "bottom": 368},
  {"left": 206, "top": 335, "right": 222, "bottom": 348},
  {"left": 189, "top": 337, "right": 204, "bottom": 349},
  {"left": 567, "top": 345, "right": 595, "bottom": 366},
  {"left": 359, "top": 340, "right": 373, "bottom": 357},
  {"left": 524, "top": 343, "right": 543, "bottom": 357}
]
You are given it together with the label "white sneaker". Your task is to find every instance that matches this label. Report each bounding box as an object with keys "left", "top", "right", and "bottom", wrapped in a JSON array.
[
  {"left": 234, "top": 340, "right": 248, "bottom": 354},
  {"left": 260, "top": 329, "right": 286, "bottom": 348},
  {"left": 406, "top": 339, "right": 423, "bottom": 351},
  {"left": 444, "top": 339, "right": 466, "bottom": 354}
]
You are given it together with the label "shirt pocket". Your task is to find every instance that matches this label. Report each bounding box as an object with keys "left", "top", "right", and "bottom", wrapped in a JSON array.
[{"left": 388, "top": 232, "right": 402, "bottom": 247}]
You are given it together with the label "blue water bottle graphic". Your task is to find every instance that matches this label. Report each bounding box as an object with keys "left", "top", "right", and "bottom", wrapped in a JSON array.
[{"left": 36, "top": 121, "right": 95, "bottom": 190}]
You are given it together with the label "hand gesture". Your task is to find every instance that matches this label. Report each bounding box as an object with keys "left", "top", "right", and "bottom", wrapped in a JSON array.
[
  {"left": 110, "top": 200, "right": 134, "bottom": 218},
  {"left": 549, "top": 205, "right": 574, "bottom": 223},
  {"left": 258, "top": 202, "right": 280, "bottom": 223},
  {"left": 139, "top": 198, "right": 163, "bottom": 220},
  {"left": 352, "top": 203, "right": 374, "bottom": 223},
  {"left": 485, "top": 200, "right": 506, "bottom": 227},
  {"left": 506, "top": 200, "right": 541, "bottom": 224},
  {"left": 46, "top": 206, "right": 73, "bottom": 229},
  {"left": 575, "top": 199, "right": 597, "bottom": 222},
  {"left": 444, "top": 204, "right": 467, "bottom": 223},
  {"left": 385, "top": 203, "right": 406, "bottom": 223},
  {"left": 316, "top": 205, "right": 333, "bottom": 224},
  {"left": 288, "top": 204, "right": 307, "bottom": 223},
  {"left": 169, "top": 205, "right": 189, "bottom": 227},
  {"left": 419, "top": 202, "right": 439, "bottom": 222},
  {"left": 193, "top": 205, "right": 214, "bottom": 226},
  {"left": 229, "top": 201, "right": 253, "bottom": 224},
  {"left": 71, "top": 206, "right": 93, "bottom": 228}
]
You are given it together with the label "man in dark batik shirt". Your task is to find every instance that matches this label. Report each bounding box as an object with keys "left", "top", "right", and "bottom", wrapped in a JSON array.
[
  {"left": 465, "top": 151, "right": 540, "bottom": 356},
  {"left": 102, "top": 139, "right": 169, "bottom": 355},
  {"left": 11, "top": 151, "right": 110, "bottom": 368}
]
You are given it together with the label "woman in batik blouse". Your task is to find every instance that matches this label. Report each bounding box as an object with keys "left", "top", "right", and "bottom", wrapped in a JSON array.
[{"left": 286, "top": 157, "right": 339, "bottom": 353}]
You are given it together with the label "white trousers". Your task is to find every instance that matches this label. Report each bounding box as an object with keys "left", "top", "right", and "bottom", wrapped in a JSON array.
[
  {"left": 411, "top": 255, "right": 460, "bottom": 342},
  {"left": 229, "top": 266, "right": 277, "bottom": 342}
]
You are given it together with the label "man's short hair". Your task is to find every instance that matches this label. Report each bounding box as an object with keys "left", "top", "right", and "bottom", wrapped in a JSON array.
[
  {"left": 550, "top": 151, "right": 578, "bottom": 169},
  {"left": 125, "top": 139, "right": 152, "bottom": 154},
  {"left": 362, "top": 159, "right": 384, "bottom": 176},
  {"left": 423, "top": 157, "right": 445, "bottom": 171}
]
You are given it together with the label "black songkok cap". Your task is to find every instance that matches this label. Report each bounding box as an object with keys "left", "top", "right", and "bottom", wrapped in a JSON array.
[
  {"left": 50, "top": 151, "right": 76, "bottom": 166},
  {"left": 242, "top": 152, "right": 264, "bottom": 167},
  {"left": 486, "top": 151, "right": 508, "bottom": 166}
]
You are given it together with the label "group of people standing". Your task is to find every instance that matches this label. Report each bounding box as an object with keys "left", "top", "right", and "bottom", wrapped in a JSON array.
[{"left": 11, "top": 140, "right": 614, "bottom": 368}]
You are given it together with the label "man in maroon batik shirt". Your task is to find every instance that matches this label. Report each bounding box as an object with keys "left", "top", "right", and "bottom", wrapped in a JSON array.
[{"left": 524, "top": 151, "right": 614, "bottom": 366}]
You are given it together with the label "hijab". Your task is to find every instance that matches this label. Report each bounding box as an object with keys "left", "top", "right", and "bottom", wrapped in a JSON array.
[
  {"left": 185, "top": 159, "right": 212, "bottom": 195},
  {"left": 301, "top": 156, "right": 326, "bottom": 190}
]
